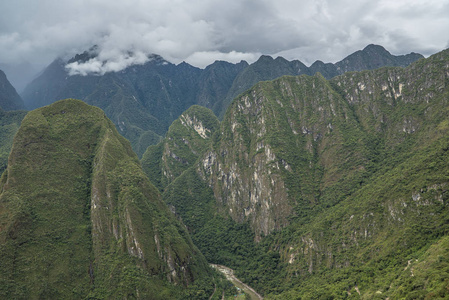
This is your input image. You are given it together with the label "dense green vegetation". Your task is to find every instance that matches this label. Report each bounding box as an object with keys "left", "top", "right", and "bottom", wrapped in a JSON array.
[
  {"left": 0, "top": 46, "right": 441, "bottom": 298},
  {"left": 0, "top": 108, "right": 26, "bottom": 173},
  {"left": 142, "top": 105, "right": 219, "bottom": 191},
  {"left": 155, "top": 49, "right": 449, "bottom": 298},
  {"left": 0, "top": 99, "right": 230, "bottom": 299}
]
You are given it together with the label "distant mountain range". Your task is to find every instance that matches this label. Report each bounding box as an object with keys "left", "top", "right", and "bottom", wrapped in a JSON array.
[
  {"left": 20, "top": 45, "right": 423, "bottom": 156},
  {"left": 0, "top": 62, "right": 40, "bottom": 94}
]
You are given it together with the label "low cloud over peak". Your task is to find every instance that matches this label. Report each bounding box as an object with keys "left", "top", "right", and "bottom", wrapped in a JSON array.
[
  {"left": 1, "top": 0, "right": 448, "bottom": 74},
  {"left": 65, "top": 48, "right": 151, "bottom": 76}
]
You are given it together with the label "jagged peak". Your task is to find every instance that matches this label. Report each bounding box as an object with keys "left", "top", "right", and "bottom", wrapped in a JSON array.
[
  {"left": 274, "top": 56, "right": 290, "bottom": 63},
  {"left": 362, "top": 44, "right": 389, "bottom": 53},
  {"left": 256, "top": 55, "right": 275, "bottom": 63}
]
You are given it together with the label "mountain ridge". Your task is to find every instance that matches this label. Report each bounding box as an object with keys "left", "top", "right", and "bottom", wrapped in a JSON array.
[{"left": 20, "top": 45, "right": 423, "bottom": 157}]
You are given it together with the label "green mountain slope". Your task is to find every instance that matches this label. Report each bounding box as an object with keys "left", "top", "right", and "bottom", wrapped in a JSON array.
[
  {"left": 141, "top": 105, "right": 219, "bottom": 192},
  {"left": 0, "top": 109, "right": 26, "bottom": 173},
  {"left": 157, "top": 48, "right": 449, "bottom": 298},
  {"left": 0, "top": 99, "right": 216, "bottom": 299}
]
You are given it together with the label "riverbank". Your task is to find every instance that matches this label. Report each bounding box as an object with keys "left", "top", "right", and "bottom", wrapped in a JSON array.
[{"left": 211, "top": 264, "right": 263, "bottom": 300}]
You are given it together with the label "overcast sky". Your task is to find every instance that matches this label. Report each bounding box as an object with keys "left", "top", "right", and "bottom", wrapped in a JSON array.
[{"left": 1, "top": 0, "right": 448, "bottom": 75}]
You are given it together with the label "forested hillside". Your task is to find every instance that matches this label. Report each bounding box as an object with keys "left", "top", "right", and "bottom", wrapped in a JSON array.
[
  {"left": 146, "top": 48, "right": 449, "bottom": 298},
  {"left": 0, "top": 99, "right": 233, "bottom": 299}
]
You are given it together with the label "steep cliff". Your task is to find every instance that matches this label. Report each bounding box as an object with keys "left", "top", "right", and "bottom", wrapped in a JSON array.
[
  {"left": 231, "top": 49, "right": 449, "bottom": 298},
  {"left": 200, "top": 73, "right": 373, "bottom": 239},
  {"left": 0, "top": 99, "right": 212, "bottom": 299}
]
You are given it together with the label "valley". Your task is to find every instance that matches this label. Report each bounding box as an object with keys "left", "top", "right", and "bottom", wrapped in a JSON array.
[
  {"left": 211, "top": 264, "right": 263, "bottom": 300},
  {"left": 0, "top": 45, "right": 448, "bottom": 298}
]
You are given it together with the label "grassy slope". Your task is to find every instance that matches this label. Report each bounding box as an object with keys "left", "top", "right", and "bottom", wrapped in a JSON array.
[
  {"left": 0, "top": 99, "right": 215, "bottom": 299},
  {"left": 0, "top": 109, "right": 26, "bottom": 173}
]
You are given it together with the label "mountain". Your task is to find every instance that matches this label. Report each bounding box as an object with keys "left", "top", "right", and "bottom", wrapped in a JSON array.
[
  {"left": 0, "top": 62, "right": 40, "bottom": 93},
  {"left": 142, "top": 105, "right": 220, "bottom": 192},
  {"left": 0, "top": 108, "right": 26, "bottom": 173},
  {"left": 0, "top": 69, "right": 25, "bottom": 111},
  {"left": 21, "top": 45, "right": 422, "bottom": 157},
  {"left": 216, "top": 44, "right": 424, "bottom": 118},
  {"left": 0, "top": 71, "right": 26, "bottom": 173},
  {"left": 21, "top": 55, "right": 244, "bottom": 158},
  {"left": 153, "top": 48, "right": 449, "bottom": 298},
  {"left": 333, "top": 43, "right": 424, "bottom": 73},
  {"left": 0, "top": 99, "right": 220, "bottom": 299},
  {"left": 196, "top": 60, "right": 248, "bottom": 117}
]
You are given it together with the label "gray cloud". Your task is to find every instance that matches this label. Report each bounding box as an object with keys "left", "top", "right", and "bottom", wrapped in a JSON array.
[{"left": 0, "top": 0, "right": 448, "bottom": 75}]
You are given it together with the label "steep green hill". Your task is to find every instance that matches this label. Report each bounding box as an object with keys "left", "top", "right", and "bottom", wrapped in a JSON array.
[
  {"left": 158, "top": 48, "right": 449, "bottom": 298},
  {"left": 0, "top": 109, "right": 26, "bottom": 173},
  {"left": 0, "top": 99, "right": 218, "bottom": 299},
  {"left": 141, "top": 105, "right": 219, "bottom": 192}
]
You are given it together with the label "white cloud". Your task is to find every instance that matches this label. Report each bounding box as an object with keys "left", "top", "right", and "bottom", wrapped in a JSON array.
[
  {"left": 185, "top": 51, "right": 261, "bottom": 68},
  {"left": 0, "top": 0, "right": 448, "bottom": 74}
]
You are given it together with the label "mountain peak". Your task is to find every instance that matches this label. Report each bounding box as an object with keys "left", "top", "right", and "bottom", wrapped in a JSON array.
[
  {"left": 0, "top": 99, "right": 212, "bottom": 298},
  {"left": 67, "top": 46, "right": 99, "bottom": 64},
  {"left": 257, "top": 55, "right": 275, "bottom": 63},
  {"left": 363, "top": 43, "right": 389, "bottom": 53}
]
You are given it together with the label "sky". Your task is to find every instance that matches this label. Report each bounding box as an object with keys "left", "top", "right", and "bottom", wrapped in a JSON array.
[{"left": 1, "top": 0, "right": 449, "bottom": 76}]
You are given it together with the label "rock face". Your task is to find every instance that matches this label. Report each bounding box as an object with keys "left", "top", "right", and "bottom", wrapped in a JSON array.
[
  {"left": 201, "top": 73, "right": 368, "bottom": 239},
  {"left": 0, "top": 69, "right": 25, "bottom": 111},
  {"left": 197, "top": 48, "right": 448, "bottom": 239},
  {"left": 0, "top": 99, "right": 210, "bottom": 299}
]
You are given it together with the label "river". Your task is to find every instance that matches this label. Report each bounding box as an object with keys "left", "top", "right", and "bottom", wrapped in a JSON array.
[{"left": 210, "top": 264, "right": 263, "bottom": 300}]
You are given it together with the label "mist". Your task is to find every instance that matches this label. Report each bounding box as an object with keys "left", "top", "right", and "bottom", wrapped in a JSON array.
[{"left": 1, "top": 0, "right": 448, "bottom": 76}]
